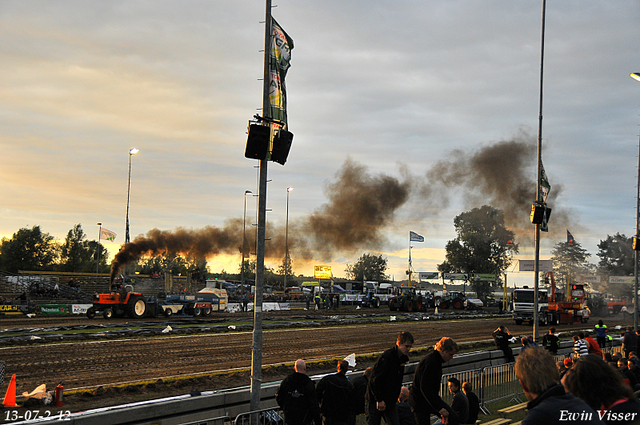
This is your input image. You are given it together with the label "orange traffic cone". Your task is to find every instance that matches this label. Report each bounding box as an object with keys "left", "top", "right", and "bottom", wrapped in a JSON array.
[{"left": 2, "top": 374, "right": 18, "bottom": 407}]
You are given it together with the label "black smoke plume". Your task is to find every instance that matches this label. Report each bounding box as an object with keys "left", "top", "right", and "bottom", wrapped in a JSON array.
[{"left": 110, "top": 131, "right": 569, "bottom": 276}]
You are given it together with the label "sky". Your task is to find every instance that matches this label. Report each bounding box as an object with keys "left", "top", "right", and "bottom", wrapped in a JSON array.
[{"left": 2, "top": 1, "right": 640, "bottom": 286}]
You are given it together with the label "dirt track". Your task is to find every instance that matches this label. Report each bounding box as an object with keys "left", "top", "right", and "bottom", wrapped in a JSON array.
[{"left": 1, "top": 309, "right": 617, "bottom": 394}]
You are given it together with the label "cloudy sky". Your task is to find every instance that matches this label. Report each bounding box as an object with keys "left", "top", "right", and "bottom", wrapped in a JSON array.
[{"left": 2, "top": 1, "right": 640, "bottom": 284}]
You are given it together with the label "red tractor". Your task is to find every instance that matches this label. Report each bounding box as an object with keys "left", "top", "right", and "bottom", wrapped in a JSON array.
[{"left": 86, "top": 284, "right": 148, "bottom": 319}]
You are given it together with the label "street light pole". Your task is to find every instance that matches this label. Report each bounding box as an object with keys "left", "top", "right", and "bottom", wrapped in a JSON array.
[
  {"left": 284, "top": 187, "right": 293, "bottom": 287},
  {"left": 241, "top": 190, "right": 252, "bottom": 286},
  {"left": 96, "top": 222, "right": 102, "bottom": 275},
  {"left": 532, "top": 0, "right": 547, "bottom": 343},
  {"left": 630, "top": 72, "right": 640, "bottom": 332},
  {"left": 125, "top": 148, "right": 139, "bottom": 244}
]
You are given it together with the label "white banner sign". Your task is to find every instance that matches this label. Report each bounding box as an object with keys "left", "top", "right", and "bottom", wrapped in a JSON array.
[
  {"left": 71, "top": 304, "right": 93, "bottom": 315},
  {"left": 609, "top": 276, "right": 635, "bottom": 284},
  {"left": 518, "top": 260, "right": 553, "bottom": 272}
]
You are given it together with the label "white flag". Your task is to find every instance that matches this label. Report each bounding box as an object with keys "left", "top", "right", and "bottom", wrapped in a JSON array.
[{"left": 100, "top": 227, "right": 117, "bottom": 242}]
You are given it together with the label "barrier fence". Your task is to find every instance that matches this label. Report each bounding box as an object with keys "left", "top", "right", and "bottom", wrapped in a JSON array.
[{"left": 439, "top": 344, "right": 625, "bottom": 416}]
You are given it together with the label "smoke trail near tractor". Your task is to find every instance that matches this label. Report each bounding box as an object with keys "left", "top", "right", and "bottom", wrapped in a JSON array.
[{"left": 110, "top": 223, "right": 242, "bottom": 281}]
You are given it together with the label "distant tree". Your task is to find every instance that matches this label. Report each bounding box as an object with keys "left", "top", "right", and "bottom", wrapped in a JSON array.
[
  {"left": 138, "top": 254, "right": 208, "bottom": 282},
  {"left": 595, "top": 233, "right": 634, "bottom": 299},
  {"left": 277, "top": 255, "right": 294, "bottom": 284},
  {"left": 345, "top": 253, "right": 388, "bottom": 282},
  {"left": 438, "top": 206, "right": 518, "bottom": 299},
  {"left": 0, "top": 226, "right": 58, "bottom": 273},
  {"left": 550, "top": 239, "right": 591, "bottom": 290},
  {"left": 597, "top": 233, "right": 634, "bottom": 276},
  {"left": 237, "top": 260, "right": 256, "bottom": 283},
  {"left": 88, "top": 240, "right": 110, "bottom": 274},
  {"left": 59, "top": 224, "right": 100, "bottom": 272}
]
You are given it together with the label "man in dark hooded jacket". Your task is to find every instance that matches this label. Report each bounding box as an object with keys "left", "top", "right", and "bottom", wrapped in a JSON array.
[
  {"left": 277, "top": 359, "right": 321, "bottom": 425},
  {"left": 316, "top": 360, "right": 354, "bottom": 425}
]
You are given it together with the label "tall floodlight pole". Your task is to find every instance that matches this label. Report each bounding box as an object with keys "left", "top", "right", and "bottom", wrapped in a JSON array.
[
  {"left": 125, "top": 148, "right": 139, "bottom": 244},
  {"left": 241, "top": 190, "right": 253, "bottom": 286},
  {"left": 97, "top": 223, "right": 102, "bottom": 275},
  {"left": 630, "top": 72, "right": 640, "bottom": 332},
  {"left": 532, "top": 0, "right": 547, "bottom": 343},
  {"left": 284, "top": 187, "right": 293, "bottom": 287},
  {"left": 250, "top": 0, "right": 271, "bottom": 412}
]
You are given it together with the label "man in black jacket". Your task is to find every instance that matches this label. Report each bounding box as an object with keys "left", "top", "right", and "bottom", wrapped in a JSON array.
[
  {"left": 541, "top": 327, "right": 560, "bottom": 354},
  {"left": 492, "top": 325, "right": 514, "bottom": 363},
  {"left": 276, "top": 359, "right": 321, "bottom": 425},
  {"left": 316, "top": 360, "right": 354, "bottom": 425},
  {"left": 366, "top": 331, "right": 414, "bottom": 425},
  {"left": 409, "top": 337, "right": 459, "bottom": 425}
]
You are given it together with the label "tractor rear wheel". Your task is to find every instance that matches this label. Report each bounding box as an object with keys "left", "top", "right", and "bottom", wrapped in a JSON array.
[
  {"left": 403, "top": 300, "right": 413, "bottom": 312},
  {"left": 128, "top": 296, "right": 146, "bottom": 319}
]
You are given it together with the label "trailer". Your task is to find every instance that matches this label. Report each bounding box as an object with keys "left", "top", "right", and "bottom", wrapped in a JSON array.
[{"left": 164, "top": 287, "right": 228, "bottom": 317}]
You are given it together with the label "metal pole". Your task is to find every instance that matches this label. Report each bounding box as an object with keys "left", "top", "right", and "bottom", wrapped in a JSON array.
[
  {"left": 242, "top": 190, "right": 252, "bottom": 286},
  {"left": 533, "top": 0, "right": 547, "bottom": 343},
  {"left": 125, "top": 153, "right": 132, "bottom": 244},
  {"left": 125, "top": 148, "right": 138, "bottom": 244},
  {"left": 284, "top": 187, "right": 292, "bottom": 287},
  {"left": 250, "top": 0, "right": 271, "bottom": 412},
  {"left": 636, "top": 100, "right": 640, "bottom": 333},
  {"left": 97, "top": 223, "right": 102, "bottom": 275},
  {"left": 631, "top": 73, "right": 640, "bottom": 333}
]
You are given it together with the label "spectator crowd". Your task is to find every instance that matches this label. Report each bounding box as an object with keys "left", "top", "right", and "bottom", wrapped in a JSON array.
[{"left": 277, "top": 321, "right": 640, "bottom": 425}]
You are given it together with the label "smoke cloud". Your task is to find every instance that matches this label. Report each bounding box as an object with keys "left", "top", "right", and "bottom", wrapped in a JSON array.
[{"left": 110, "top": 131, "right": 571, "bottom": 277}]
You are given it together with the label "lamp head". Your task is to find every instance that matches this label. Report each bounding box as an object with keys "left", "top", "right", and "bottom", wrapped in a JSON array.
[
  {"left": 631, "top": 73, "right": 640, "bottom": 82},
  {"left": 129, "top": 148, "right": 139, "bottom": 155},
  {"left": 245, "top": 190, "right": 252, "bottom": 195},
  {"left": 287, "top": 186, "right": 294, "bottom": 192}
]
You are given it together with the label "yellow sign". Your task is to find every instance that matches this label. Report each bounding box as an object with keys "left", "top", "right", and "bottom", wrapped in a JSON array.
[{"left": 314, "top": 265, "right": 332, "bottom": 280}]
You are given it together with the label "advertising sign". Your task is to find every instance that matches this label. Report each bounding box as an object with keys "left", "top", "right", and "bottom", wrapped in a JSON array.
[
  {"left": 72, "top": 304, "right": 93, "bottom": 315},
  {"left": 609, "top": 276, "right": 635, "bottom": 284},
  {"left": 418, "top": 272, "right": 439, "bottom": 280},
  {"left": 518, "top": 260, "right": 553, "bottom": 272},
  {"left": 443, "top": 273, "right": 468, "bottom": 281},
  {"left": 314, "top": 265, "right": 332, "bottom": 280},
  {"left": 472, "top": 274, "right": 496, "bottom": 281},
  {"left": 40, "top": 304, "right": 69, "bottom": 315}
]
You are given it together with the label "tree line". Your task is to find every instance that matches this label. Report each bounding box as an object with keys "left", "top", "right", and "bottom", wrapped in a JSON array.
[{"left": 0, "top": 207, "right": 636, "bottom": 300}]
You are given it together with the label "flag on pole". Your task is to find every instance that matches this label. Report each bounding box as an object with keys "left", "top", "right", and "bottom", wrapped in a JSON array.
[
  {"left": 269, "top": 18, "right": 294, "bottom": 125},
  {"left": 409, "top": 231, "right": 424, "bottom": 242},
  {"left": 100, "top": 227, "right": 117, "bottom": 242},
  {"left": 567, "top": 230, "right": 575, "bottom": 244},
  {"left": 540, "top": 160, "right": 551, "bottom": 202}
]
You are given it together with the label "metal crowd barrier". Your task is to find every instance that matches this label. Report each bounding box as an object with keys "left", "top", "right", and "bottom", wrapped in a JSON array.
[
  {"left": 441, "top": 364, "right": 523, "bottom": 415},
  {"left": 178, "top": 415, "right": 233, "bottom": 425},
  {"left": 234, "top": 408, "right": 284, "bottom": 425}
]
